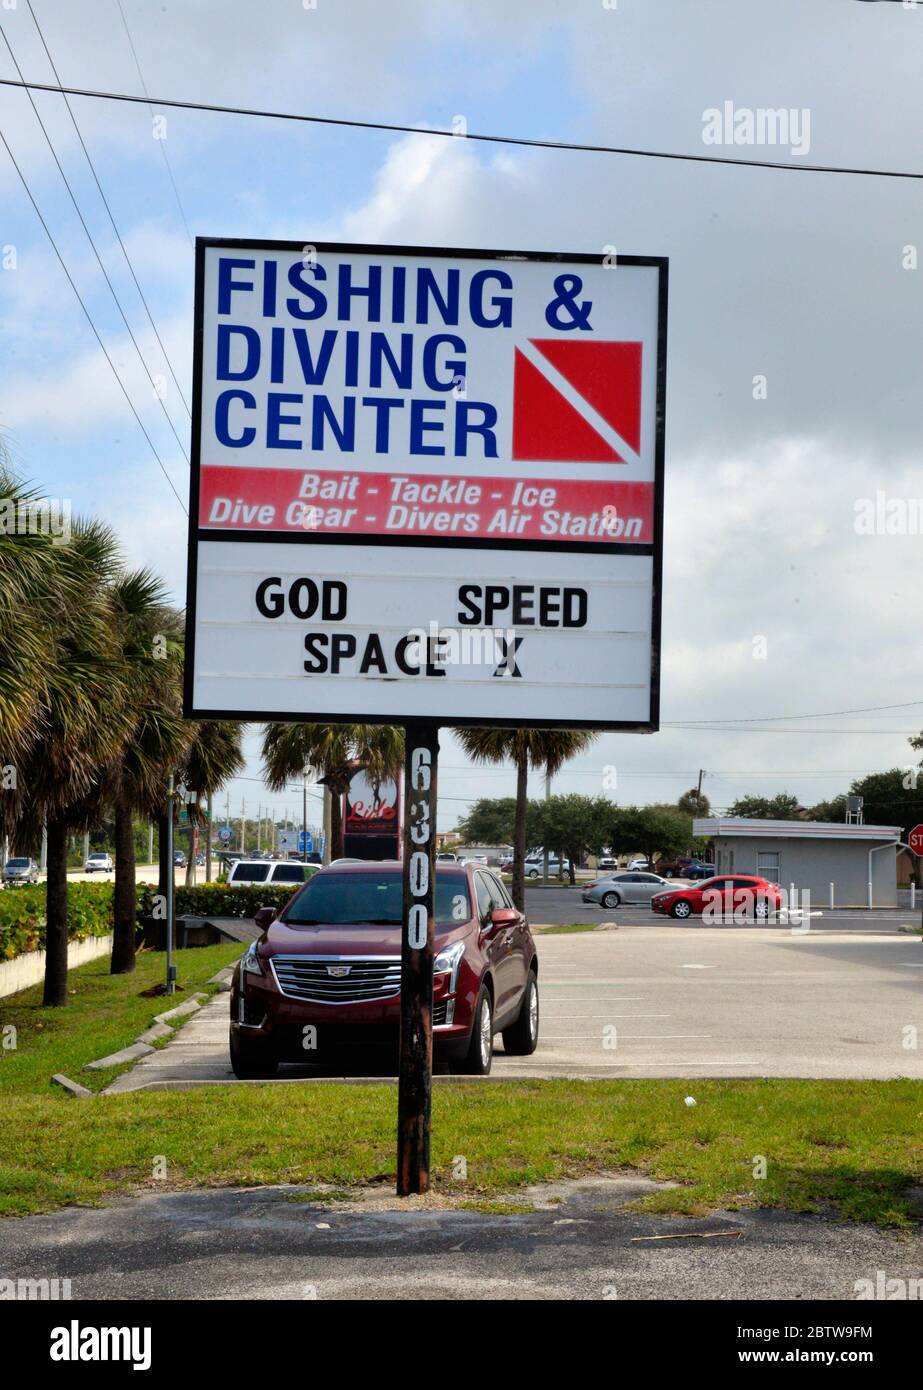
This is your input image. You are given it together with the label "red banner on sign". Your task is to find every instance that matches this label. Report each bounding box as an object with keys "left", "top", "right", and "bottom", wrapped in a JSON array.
[{"left": 198, "top": 465, "right": 654, "bottom": 544}]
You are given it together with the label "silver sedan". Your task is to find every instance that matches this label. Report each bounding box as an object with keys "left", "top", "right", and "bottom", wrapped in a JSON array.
[{"left": 582, "top": 871, "right": 673, "bottom": 909}]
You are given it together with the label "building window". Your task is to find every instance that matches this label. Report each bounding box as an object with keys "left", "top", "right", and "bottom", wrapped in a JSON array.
[{"left": 757, "top": 851, "right": 780, "bottom": 878}]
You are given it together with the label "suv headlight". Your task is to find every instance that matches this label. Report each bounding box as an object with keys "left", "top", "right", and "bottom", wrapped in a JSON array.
[
  {"left": 434, "top": 939, "right": 465, "bottom": 991},
  {"left": 241, "top": 942, "right": 264, "bottom": 978}
]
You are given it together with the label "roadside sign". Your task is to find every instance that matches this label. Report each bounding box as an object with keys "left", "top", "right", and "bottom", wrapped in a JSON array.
[
  {"left": 299, "top": 829, "right": 312, "bottom": 853},
  {"left": 184, "top": 239, "right": 667, "bottom": 731},
  {"left": 908, "top": 825, "right": 923, "bottom": 855},
  {"left": 218, "top": 825, "right": 232, "bottom": 845}
]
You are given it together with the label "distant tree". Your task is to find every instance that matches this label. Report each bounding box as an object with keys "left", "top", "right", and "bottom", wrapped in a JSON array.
[
  {"left": 726, "top": 793, "right": 801, "bottom": 819},
  {"left": 528, "top": 793, "right": 613, "bottom": 884},
  {"left": 456, "top": 798, "right": 518, "bottom": 846},
  {"left": 454, "top": 729, "right": 598, "bottom": 908},
  {"left": 847, "top": 769, "right": 922, "bottom": 837},
  {"left": 678, "top": 786, "right": 710, "bottom": 817},
  {"left": 606, "top": 805, "right": 692, "bottom": 865},
  {"left": 807, "top": 794, "right": 848, "bottom": 823}
]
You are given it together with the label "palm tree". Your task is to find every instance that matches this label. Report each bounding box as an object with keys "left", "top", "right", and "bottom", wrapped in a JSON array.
[
  {"left": 104, "top": 576, "right": 186, "bottom": 974},
  {"left": 453, "top": 729, "right": 598, "bottom": 908},
  {"left": 261, "top": 723, "right": 404, "bottom": 860},
  {"left": 4, "top": 515, "right": 136, "bottom": 1004},
  {"left": 179, "top": 719, "right": 246, "bottom": 885}
]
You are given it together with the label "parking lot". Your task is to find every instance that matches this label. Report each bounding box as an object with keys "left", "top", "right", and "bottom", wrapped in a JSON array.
[{"left": 106, "top": 889, "right": 923, "bottom": 1090}]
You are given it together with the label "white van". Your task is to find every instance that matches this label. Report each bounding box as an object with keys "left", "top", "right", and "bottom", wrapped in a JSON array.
[{"left": 226, "top": 859, "right": 316, "bottom": 887}]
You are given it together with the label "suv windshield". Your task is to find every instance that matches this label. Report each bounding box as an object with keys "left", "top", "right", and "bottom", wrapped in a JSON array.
[{"left": 284, "top": 871, "right": 470, "bottom": 926}]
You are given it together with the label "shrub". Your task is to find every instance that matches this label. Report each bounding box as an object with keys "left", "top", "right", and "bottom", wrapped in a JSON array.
[
  {"left": 136, "top": 882, "right": 302, "bottom": 921},
  {"left": 0, "top": 883, "right": 114, "bottom": 961}
]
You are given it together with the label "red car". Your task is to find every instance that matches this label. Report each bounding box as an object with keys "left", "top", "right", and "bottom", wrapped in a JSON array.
[
  {"left": 229, "top": 859, "right": 539, "bottom": 1079},
  {"left": 650, "top": 874, "right": 783, "bottom": 921}
]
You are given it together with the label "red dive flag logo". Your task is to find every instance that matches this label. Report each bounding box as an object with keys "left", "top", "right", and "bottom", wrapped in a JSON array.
[{"left": 511, "top": 339, "right": 643, "bottom": 463}]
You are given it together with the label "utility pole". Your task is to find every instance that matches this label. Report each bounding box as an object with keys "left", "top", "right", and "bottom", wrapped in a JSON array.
[
  {"left": 696, "top": 769, "right": 705, "bottom": 813},
  {"left": 302, "top": 772, "right": 308, "bottom": 862},
  {"left": 257, "top": 803, "right": 262, "bottom": 853},
  {"left": 323, "top": 786, "right": 332, "bottom": 864},
  {"left": 542, "top": 769, "right": 551, "bottom": 886},
  {"left": 206, "top": 794, "right": 213, "bottom": 882},
  {"left": 240, "top": 798, "right": 245, "bottom": 853},
  {"left": 148, "top": 821, "right": 154, "bottom": 867}
]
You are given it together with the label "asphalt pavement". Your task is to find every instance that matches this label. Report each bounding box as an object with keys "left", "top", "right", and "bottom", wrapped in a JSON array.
[{"left": 2, "top": 1177, "right": 920, "bottom": 1301}]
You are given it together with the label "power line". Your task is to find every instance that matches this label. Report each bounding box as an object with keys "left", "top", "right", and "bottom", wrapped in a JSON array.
[
  {"left": 664, "top": 698, "right": 923, "bottom": 725},
  {"left": 0, "top": 74, "right": 921, "bottom": 181},
  {"left": 28, "top": 0, "right": 192, "bottom": 418},
  {"left": 0, "top": 127, "right": 187, "bottom": 512},
  {"left": 0, "top": 22, "right": 191, "bottom": 464},
  {"left": 115, "top": 0, "right": 193, "bottom": 245}
]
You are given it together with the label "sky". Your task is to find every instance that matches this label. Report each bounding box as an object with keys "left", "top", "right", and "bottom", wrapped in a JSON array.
[{"left": 2, "top": 0, "right": 923, "bottom": 833}]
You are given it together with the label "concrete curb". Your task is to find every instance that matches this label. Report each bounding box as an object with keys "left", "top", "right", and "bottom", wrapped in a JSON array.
[
  {"left": 153, "top": 994, "right": 206, "bottom": 1025},
  {"left": 51, "top": 1073, "right": 94, "bottom": 1098},
  {"left": 83, "top": 1041, "right": 154, "bottom": 1071}
]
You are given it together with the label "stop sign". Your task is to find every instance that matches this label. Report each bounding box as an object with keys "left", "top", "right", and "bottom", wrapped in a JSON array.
[{"left": 908, "top": 825, "right": 923, "bottom": 855}]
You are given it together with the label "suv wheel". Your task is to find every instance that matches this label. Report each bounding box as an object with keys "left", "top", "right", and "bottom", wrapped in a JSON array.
[
  {"left": 601, "top": 890, "right": 620, "bottom": 909},
  {"left": 458, "top": 989, "right": 493, "bottom": 1075},
  {"left": 501, "top": 971, "right": 539, "bottom": 1056},
  {"left": 229, "top": 1030, "right": 279, "bottom": 1080},
  {"left": 671, "top": 899, "right": 693, "bottom": 919},
  {"left": 527, "top": 868, "right": 540, "bottom": 879}
]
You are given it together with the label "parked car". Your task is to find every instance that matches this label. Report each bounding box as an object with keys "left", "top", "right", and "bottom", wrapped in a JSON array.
[
  {"left": 683, "top": 862, "right": 716, "bottom": 881},
  {"left": 3, "top": 856, "right": 38, "bottom": 886},
  {"left": 597, "top": 855, "right": 618, "bottom": 870},
  {"left": 173, "top": 850, "right": 188, "bottom": 869},
  {"left": 436, "top": 852, "right": 459, "bottom": 862},
  {"left": 651, "top": 875, "right": 782, "bottom": 921},
  {"left": 524, "top": 855, "right": 571, "bottom": 879},
  {"left": 582, "top": 871, "right": 672, "bottom": 908},
  {"left": 226, "top": 858, "right": 318, "bottom": 887},
  {"left": 498, "top": 853, "right": 515, "bottom": 871},
  {"left": 654, "top": 855, "right": 696, "bottom": 878},
  {"left": 626, "top": 858, "right": 652, "bottom": 872},
  {"left": 229, "top": 859, "right": 539, "bottom": 1079},
  {"left": 84, "top": 851, "right": 113, "bottom": 873}
]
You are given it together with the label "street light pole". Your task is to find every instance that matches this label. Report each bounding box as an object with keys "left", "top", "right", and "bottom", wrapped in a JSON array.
[{"left": 302, "top": 772, "right": 308, "bottom": 862}]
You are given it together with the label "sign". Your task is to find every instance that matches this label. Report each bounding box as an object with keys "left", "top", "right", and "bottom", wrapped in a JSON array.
[
  {"left": 184, "top": 240, "right": 666, "bottom": 729},
  {"left": 299, "top": 829, "right": 312, "bottom": 853},
  {"left": 344, "top": 766, "right": 400, "bottom": 859},
  {"left": 218, "top": 825, "right": 232, "bottom": 845},
  {"left": 908, "top": 825, "right": 923, "bottom": 855}
]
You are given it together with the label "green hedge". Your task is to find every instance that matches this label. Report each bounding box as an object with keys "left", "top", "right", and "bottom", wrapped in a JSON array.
[
  {"left": 136, "top": 882, "right": 304, "bottom": 921},
  {"left": 0, "top": 883, "right": 114, "bottom": 962}
]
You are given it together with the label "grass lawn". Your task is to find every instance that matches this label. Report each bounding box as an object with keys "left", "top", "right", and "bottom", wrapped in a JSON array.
[
  {"left": 537, "top": 923, "right": 600, "bottom": 935},
  {"left": 0, "top": 943, "right": 243, "bottom": 1095},
  {"left": 1, "top": 950, "right": 921, "bottom": 1227}
]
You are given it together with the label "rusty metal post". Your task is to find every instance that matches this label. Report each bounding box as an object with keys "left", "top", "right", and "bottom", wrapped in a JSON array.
[{"left": 397, "top": 723, "right": 439, "bottom": 1196}]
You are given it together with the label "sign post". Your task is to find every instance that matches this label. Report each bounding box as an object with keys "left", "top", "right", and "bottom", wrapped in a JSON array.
[
  {"left": 908, "top": 825, "right": 923, "bottom": 940},
  {"left": 183, "top": 238, "right": 667, "bottom": 1196},
  {"left": 397, "top": 724, "right": 439, "bottom": 1195}
]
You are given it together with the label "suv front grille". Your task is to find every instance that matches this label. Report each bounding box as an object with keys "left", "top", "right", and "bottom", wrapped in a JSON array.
[{"left": 271, "top": 955, "right": 401, "bottom": 1005}]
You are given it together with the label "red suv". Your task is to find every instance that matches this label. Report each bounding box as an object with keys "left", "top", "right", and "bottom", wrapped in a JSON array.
[
  {"left": 650, "top": 874, "right": 783, "bottom": 921},
  {"left": 229, "top": 860, "right": 539, "bottom": 1079}
]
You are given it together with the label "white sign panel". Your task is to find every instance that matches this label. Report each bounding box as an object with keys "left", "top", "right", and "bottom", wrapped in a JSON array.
[{"left": 185, "top": 240, "right": 667, "bottom": 729}]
